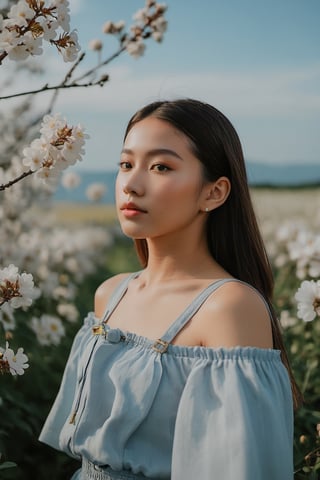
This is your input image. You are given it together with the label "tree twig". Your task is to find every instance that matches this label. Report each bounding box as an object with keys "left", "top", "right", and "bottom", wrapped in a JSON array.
[
  {"left": 46, "top": 51, "right": 86, "bottom": 114},
  {"left": 0, "top": 51, "right": 8, "bottom": 65},
  {"left": 0, "top": 169, "right": 34, "bottom": 191},
  {"left": 0, "top": 75, "right": 109, "bottom": 101},
  {"left": 71, "top": 45, "right": 126, "bottom": 84}
]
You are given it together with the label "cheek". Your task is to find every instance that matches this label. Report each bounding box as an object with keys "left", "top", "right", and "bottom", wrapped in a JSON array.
[
  {"left": 160, "top": 175, "right": 203, "bottom": 205},
  {"left": 114, "top": 174, "right": 122, "bottom": 206}
]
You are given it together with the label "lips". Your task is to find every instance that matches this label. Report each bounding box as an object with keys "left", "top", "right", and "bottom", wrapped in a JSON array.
[{"left": 120, "top": 202, "right": 147, "bottom": 213}]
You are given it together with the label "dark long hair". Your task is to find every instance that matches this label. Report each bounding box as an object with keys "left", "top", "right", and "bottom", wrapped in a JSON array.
[{"left": 123, "top": 98, "right": 302, "bottom": 409}]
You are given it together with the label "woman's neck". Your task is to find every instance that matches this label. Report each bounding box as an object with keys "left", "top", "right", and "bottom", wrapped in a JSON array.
[{"left": 139, "top": 236, "right": 227, "bottom": 285}]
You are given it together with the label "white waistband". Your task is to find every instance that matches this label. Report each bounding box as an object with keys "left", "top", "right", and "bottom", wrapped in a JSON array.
[{"left": 81, "top": 458, "right": 151, "bottom": 480}]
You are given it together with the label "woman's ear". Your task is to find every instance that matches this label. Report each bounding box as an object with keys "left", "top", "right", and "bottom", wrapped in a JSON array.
[{"left": 201, "top": 176, "right": 231, "bottom": 213}]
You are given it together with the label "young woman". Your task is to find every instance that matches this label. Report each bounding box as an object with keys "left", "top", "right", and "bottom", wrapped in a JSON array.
[{"left": 40, "top": 99, "right": 300, "bottom": 480}]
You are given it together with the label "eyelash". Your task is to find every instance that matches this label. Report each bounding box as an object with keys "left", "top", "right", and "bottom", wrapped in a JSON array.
[
  {"left": 151, "top": 164, "right": 171, "bottom": 172},
  {"left": 118, "top": 161, "right": 131, "bottom": 170}
]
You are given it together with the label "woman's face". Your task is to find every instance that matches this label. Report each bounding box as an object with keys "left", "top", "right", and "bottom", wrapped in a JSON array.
[{"left": 115, "top": 116, "right": 208, "bottom": 241}]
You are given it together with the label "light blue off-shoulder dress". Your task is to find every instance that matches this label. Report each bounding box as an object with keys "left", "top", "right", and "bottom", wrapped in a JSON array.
[{"left": 39, "top": 273, "right": 294, "bottom": 480}]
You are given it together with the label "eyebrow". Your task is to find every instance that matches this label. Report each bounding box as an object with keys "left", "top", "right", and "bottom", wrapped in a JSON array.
[{"left": 121, "top": 148, "right": 183, "bottom": 160}]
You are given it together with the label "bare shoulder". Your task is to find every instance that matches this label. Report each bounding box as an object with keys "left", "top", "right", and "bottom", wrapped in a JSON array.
[
  {"left": 94, "top": 273, "right": 131, "bottom": 319},
  {"left": 201, "top": 280, "right": 273, "bottom": 349}
]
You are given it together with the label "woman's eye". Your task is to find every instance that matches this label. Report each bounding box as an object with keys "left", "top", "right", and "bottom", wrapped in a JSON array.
[
  {"left": 151, "top": 164, "right": 170, "bottom": 172},
  {"left": 119, "top": 161, "right": 131, "bottom": 170}
]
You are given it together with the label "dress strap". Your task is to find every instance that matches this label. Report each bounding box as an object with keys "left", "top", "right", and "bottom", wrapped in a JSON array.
[
  {"left": 159, "top": 278, "right": 273, "bottom": 345},
  {"left": 101, "top": 271, "right": 141, "bottom": 323}
]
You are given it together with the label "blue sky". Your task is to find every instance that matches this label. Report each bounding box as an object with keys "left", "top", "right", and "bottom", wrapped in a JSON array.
[{"left": 51, "top": 0, "right": 320, "bottom": 171}]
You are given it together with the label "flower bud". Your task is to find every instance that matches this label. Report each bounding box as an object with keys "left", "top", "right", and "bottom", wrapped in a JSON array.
[
  {"left": 88, "top": 39, "right": 103, "bottom": 51},
  {"left": 102, "top": 21, "right": 114, "bottom": 34},
  {"left": 299, "top": 435, "right": 307, "bottom": 444}
]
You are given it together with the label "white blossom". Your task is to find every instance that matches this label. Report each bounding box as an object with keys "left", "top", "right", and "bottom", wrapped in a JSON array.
[
  {"left": 89, "top": 38, "right": 103, "bottom": 51},
  {"left": 151, "top": 15, "right": 167, "bottom": 33},
  {"left": 40, "top": 113, "right": 66, "bottom": 139},
  {"left": 274, "top": 253, "right": 288, "bottom": 268},
  {"left": 57, "top": 303, "right": 79, "bottom": 322},
  {"left": 55, "top": 2, "right": 71, "bottom": 31},
  {"left": 295, "top": 280, "right": 320, "bottom": 322},
  {"left": 126, "top": 39, "right": 146, "bottom": 59},
  {"left": 59, "top": 29, "right": 80, "bottom": 62},
  {"left": 114, "top": 20, "right": 125, "bottom": 31},
  {"left": 0, "top": 20, "right": 23, "bottom": 53},
  {"left": 22, "top": 114, "right": 89, "bottom": 188},
  {"left": 23, "top": 32, "right": 43, "bottom": 56},
  {"left": 152, "top": 31, "right": 163, "bottom": 42},
  {"left": 61, "top": 171, "right": 81, "bottom": 189},
  {"left": 133, "top": 8, "right": 148, "bottom": 23},
  {"left": 41, "top": 19, "right": 59, "bottom": 41},
  {"left": 30, "top": 314, "right": 65, "bottom": 346},
  {"left": 102, "top": 20, "right": 114, "bottom": 34},
  {"left": 309, "top": 259, "right": 320, "bottom": 278},
  {"left": 7, "top": 44, "right": 30, "bottom": 61},
  {"left": 279, "top": 310, "right": 297, "bottom": 329},
  {"left": 0, "top": 0, "right": 80, "bottom": 63},
  {"left": 65, "top": 256, "right": 80, "bottom": 274},
  {"left": 53, "top": 285, "right": 76, "bottom": 300},
  {"left": 86, "top": 182, "right": 107, "bottom": 202},
  {"left": 0, "top": 264, "right": 39, "bottom": 309},
  {"left": 7, "top": 2, "right": 34, "bottom": 25},
  {"left": 23, "top": 140, "right": 47, "bottom": 171},
  {"left": 0, "top": 341, "right": 29, "bottom": 376},
  {"left": 35, "top": 164, "right": 63, "bottom": 190},
  {"left": 61, "top": 133, "right": 86, "bottom": 164},
  {"left": 156, "top": 3, "right": 168, "bottom": 13}
]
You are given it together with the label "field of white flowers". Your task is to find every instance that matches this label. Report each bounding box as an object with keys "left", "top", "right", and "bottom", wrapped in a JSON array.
[{"left": 252, "top": 187, "right": 320, "bottom": 479}]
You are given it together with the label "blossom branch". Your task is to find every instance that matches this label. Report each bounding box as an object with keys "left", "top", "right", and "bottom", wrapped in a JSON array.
[
  {"left": 0, "top": 0, "right": 80, "bottom": 65},
  {"left": 0, "top": 0, "right": 168, "bottom": 192},
  {"left": 0, "top": 169, "right": 34, "bottom": 191},
  {"left": 0, "top": 0, "right": 168, "bottom": 102},
  {"left": 0, "top": 74, "right": 109, "bottom": 101}
]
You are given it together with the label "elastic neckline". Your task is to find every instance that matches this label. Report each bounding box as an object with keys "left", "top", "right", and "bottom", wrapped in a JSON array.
[
  {"left": 87, "top": 312, "right": 280, "bottom": 361},
  {"left": 123, "top": 329, "right": 281, "bottom": 360}
]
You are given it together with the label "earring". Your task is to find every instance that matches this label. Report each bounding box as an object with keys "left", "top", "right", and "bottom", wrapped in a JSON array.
[{"left": 205, "top": 207, "right": 209, "bottom": 212}]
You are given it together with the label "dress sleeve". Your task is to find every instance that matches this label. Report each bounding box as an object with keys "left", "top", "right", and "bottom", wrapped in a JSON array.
[
  {"left": 38, "top": 312, "right": 96, "bottom": 452},
  {"left": 171, "top": 348, "right": 294, "bottom": 480}
]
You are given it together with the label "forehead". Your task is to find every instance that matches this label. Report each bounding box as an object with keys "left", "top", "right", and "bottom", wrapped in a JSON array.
[{"left": 124, "top": 117, "right": 193, "bottom": 151}]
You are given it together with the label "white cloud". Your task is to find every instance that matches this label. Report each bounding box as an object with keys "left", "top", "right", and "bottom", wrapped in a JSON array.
[
  {"left": 54, "top": 63, "right": 320, "bottom": 119},
  {"left": 1, "top": 57, "right": 319, "bottom": 169}
]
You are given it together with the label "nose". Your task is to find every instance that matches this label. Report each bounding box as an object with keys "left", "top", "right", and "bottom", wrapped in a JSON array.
[{"left": 122, "top": 172, "right": 144, "bottom": 197}]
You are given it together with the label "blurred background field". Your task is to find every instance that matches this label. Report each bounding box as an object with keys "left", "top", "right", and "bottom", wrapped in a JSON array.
[
  {"left": 52, "top": 202, "right": 117, "bottom": 225},
  {"left": 50, "top": 187, "right": 319, "bottom": 226}
]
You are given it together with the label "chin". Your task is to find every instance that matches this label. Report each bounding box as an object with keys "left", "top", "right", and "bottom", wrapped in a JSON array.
[{"left": 120, "top": 226, "right": 147, "bottom": 240}]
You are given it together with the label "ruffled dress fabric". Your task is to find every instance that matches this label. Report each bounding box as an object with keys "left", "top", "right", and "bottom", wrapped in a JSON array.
[{"left": 39, "top": 274, "right": 294, "bottom": 480}]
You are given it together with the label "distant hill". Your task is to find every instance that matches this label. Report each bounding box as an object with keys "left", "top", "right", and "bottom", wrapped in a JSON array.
[
  {"left": 246, "top": 161, "right": 320, "bottom": 187},
  {"left": 53, "top": 161, "right": 320, "bottom": 204}
]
